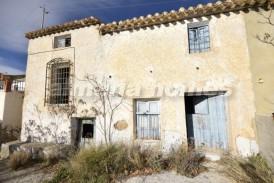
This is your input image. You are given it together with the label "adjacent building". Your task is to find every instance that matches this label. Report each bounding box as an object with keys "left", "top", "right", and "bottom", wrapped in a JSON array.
[
  {"left": 21, "top": 0, "right": 274, "bottom": 157},
  {"left": 0, "top": 73, "right": 25, "bottom": 128}
]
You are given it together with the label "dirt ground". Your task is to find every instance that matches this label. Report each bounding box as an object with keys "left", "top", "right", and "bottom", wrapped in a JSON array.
[
  {"left": 124, "top": 162, "right": 235, "bottom": 183},
  {"left": 124, "top": 171, "right": 233, "bottom": 183},
  {"left": 0, "top": 158, "right": 235, "bottom": 183},
  {"left": 0, "top": 159, "right": 54, "bottom": 183}
]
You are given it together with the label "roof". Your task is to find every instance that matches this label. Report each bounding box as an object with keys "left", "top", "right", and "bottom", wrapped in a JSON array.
[
  {"left": 0, "top": 73, "right": 25, "bottom": 81},
  {"left": 25, "top": 0, "right": 273, "bottom": 39},
  {"left": 25, "top": 16, "right": 101, "bottom": 39}
]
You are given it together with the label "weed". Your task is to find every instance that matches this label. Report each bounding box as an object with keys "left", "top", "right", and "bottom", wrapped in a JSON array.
[{"left": 49, "top": 144, "right": 206, "bottom": 183}]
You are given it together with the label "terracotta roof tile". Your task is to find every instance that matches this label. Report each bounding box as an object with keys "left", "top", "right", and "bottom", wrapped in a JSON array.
[
  {"left": 100, "top": 0, "right": 272, "bottom": 34},
  {"left": 25, "top": 16, "right": 101, "bottom": 39},
  {"left": 25, "top": 0, "right": 273, "bottom": 39}
]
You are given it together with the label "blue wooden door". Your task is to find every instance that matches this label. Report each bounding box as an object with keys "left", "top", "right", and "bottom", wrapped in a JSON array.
[{"left": 187, "top": 95, "right": 228, "bottom": 150}]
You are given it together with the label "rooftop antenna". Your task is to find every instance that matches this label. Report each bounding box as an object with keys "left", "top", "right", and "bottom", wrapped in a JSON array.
[{"left": 40, "top": 5, "right": 49, "bottom": 29}]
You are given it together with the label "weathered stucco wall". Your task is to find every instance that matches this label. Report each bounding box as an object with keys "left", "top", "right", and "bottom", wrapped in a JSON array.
[
  {"left": 22, "top": 12, "right": 258, "bottom": 155},
  {"left": 244, "top": 8, "right": 274, "bottom": 168},
  {"left": 244, "top": 8, "right": 274, "bottom": 116}
]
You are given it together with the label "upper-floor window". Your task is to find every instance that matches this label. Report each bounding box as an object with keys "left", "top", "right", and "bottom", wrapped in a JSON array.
[
  {"left": 54, "top": 34, "right": 71, "bottom": 48},
  {"left": 188, "top": 21, "right": 210, "bottom": 53},
  {"left": 45, "top": 58, "right": 72, "bottom": 105}
]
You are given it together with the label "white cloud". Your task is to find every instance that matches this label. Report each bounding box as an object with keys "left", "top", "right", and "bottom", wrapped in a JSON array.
[{"left": 0, "top": 0, "right": 126, "bottom": 53}]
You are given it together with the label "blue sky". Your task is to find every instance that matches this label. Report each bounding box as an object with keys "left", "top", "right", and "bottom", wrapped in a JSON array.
[{"left": 0, "top": 0, "right": 216, "bottom": 75}]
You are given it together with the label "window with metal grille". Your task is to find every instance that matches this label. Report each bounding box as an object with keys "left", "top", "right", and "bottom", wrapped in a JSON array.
[
  {"left": 188, "top": 22, "right": 210, "bottom": 53},
  {"left": 46, "top": 58, "right": 72, "bottom": 105},
  {"left": 54, "top": 34, "right": 71, "bottom": 48},
  {"left": 136, "top": 100, "right": 160, "bottom": 140}
]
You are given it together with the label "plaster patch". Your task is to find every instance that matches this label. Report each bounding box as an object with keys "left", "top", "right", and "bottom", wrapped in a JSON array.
[
  {"left": 236, "top": 136, "right": 259, "bottom": 157},
  {"left": 162, "top": 131, "right": 183, "bottom": 153}
]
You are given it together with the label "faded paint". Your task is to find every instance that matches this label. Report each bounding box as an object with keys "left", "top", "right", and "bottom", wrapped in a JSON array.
[
  {"left": 244, "top": 8, "right": 274, "bottom": 167},
  {"left": 22, "top": 11, "right": 259, "bottom": 155},
  {"left": 244, "top": 8, "right": 274, "bottom": 116}
]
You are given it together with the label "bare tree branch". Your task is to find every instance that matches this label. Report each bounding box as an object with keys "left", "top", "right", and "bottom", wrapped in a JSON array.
[
  {"left": 82, "top": 74, "right": 128, "bottom": 145},
  {"left": 256, "top": 9, "right": 274, "bottom": 47},
  {"left": 258, "top": 10, "right": 274, "bottom": 26}
]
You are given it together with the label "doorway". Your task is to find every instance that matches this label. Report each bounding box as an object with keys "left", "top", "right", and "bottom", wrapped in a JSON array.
[
  {"left": 72, "top": 118, "right": 95, "bottom": 148},
  {"left": 184, "top": 93, "right": 228, "bottom": 150}
]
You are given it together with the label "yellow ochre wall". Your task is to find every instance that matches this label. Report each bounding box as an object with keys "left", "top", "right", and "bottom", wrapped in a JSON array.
[{"left": 244, "top": 8, "right": 274, "bottom": 168}]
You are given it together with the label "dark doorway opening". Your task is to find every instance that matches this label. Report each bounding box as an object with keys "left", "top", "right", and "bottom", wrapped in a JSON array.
[
  {"left": 185, "top": 95, "right": 209, "bottom": 148},
  {"left": 71, "top": 118, "right": 95, "bottom": 148},
  {"left": 82, "top": 123, "right": 94, "bottom": 138},
  {"left": 184, "top": 93, "right": 228, "bottom": 150}
]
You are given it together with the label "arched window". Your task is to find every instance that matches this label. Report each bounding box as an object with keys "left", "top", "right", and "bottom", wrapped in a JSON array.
[{"left": 45, "top": 58, "right": 73, "bottom": 105}]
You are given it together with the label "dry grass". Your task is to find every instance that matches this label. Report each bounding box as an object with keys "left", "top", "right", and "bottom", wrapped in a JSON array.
[
  {"left": 168, "top": 146, "right": 207, "bottom": 177},
  {"left": 220, "top": 155, "right": 252, "bottom": 183},
  {"left": 8, "top": 151, "right": 32, "bottom": 170},
  {"left": 48, "top": 144, "right": 207, "bottom": 183},
  {"left": 220, "top": 154, "right": 274, "bottom": 183}
]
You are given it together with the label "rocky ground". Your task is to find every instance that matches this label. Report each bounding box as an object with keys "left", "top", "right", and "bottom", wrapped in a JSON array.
[
  {"left": 125, "top": 171, "right": 233, "bottom": 183},
  {"left": 124, "top": 161, "right": 234, "bottom": 183},
  {"left": 0, "top": 159, "right": 54, "bottom": 183},
  {"left": 0, "top": 158, "right": 235, "bottom": 183}
]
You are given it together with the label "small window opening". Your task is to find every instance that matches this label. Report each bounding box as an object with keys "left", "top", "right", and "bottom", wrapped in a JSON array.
[
  {"left": 82, "top": 123, "right": 94, "bottom": 138},
  {"left": 188, "top": 22, "right": 210, "bottom": 53},
  {"left": 54, "top": 34, "right": 71, "bottom": 48}
]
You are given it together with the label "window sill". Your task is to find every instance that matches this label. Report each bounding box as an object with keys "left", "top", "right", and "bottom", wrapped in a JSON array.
[
  {"left": 189, "top": 50, "right": 210, "bottom": 55},
  {"left": 52, "top": 46, "right": 72, "bottom": 50},
  {"left": 46, "top": 103, "right": 72, "bottom": 109},
  {"left": 134, "top": 139, "right": 161, "bottom": 143}
]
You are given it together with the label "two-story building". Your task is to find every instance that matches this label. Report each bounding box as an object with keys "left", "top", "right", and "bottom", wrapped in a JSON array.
[{"left": 21, "top": 0, "right": 274, "bottom": 157}]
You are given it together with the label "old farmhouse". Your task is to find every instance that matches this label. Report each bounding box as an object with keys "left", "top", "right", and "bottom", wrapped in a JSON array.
[{"left": 21, "top": 0, "right": 274, "bottom": 157}]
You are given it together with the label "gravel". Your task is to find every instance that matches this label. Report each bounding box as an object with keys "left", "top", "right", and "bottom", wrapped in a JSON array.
[{"left": 124, "top": 171, "right": 234, "bottom": 183}]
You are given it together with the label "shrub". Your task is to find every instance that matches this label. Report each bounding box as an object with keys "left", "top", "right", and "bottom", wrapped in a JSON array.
[
  {"left": 50, "top": 144, "right": 207, "bottom": 183},
  {"left": 70, "top": 144, "right": 134, "bottom": 182},
  {"left": 168, "top": 146, "right": 206, "bottom": 177},
  {"left": 8, "top": 151, "right": 32, "bottom": 170},
  {"left": 220, "top": 154, "right": 274, "bottom": 183},
  {"left": 46, "top": 166, "right": 71, "bottom": 183},
  {"left": 220, "top": 155, "right": 251, "bottom": 183},
  {"left": 242, "top": 154, "right": 274, "bottom": 183}
]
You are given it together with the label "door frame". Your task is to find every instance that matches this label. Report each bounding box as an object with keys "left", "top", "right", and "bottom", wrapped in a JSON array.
[{"left": 184, "top": 91, "right": 230, "bottom": 151}]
